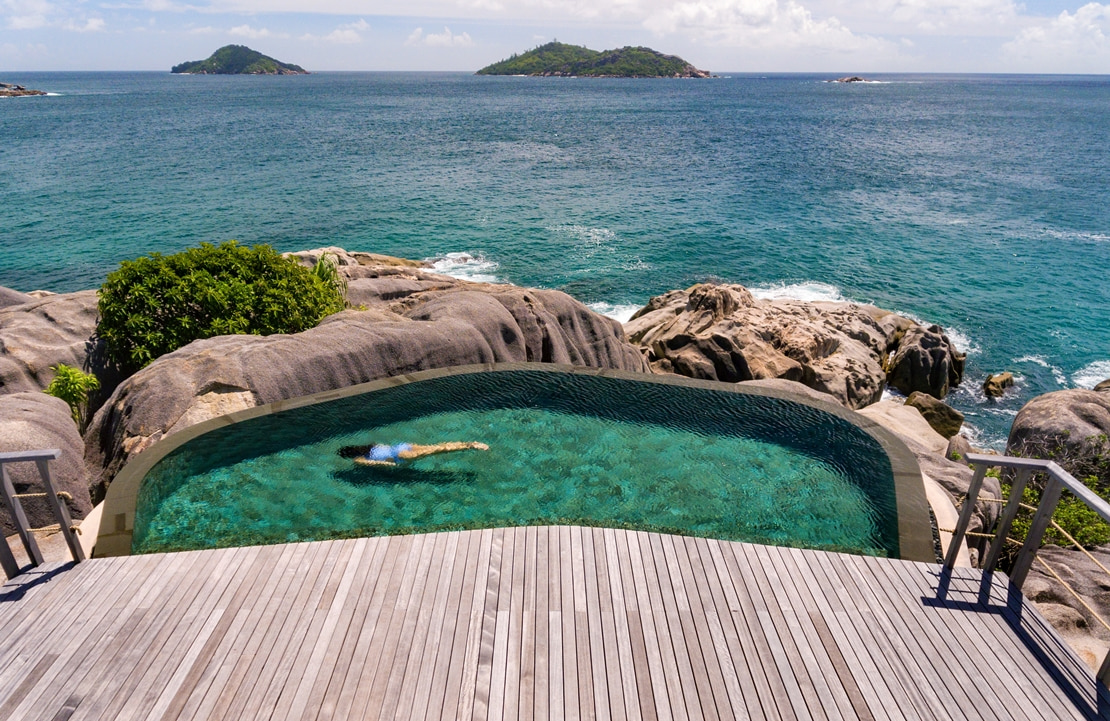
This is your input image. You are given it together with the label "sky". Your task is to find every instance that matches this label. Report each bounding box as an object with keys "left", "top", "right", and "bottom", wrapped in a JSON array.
[{"left": 1, "top": 0, "right": 1108, "bottom": 73}]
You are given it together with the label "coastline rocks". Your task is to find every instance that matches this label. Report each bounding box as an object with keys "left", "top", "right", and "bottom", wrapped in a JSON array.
[
  {"left": 1095, "top": 379, "right": 1110, "bottom": 393},
  {"left": 905, "top": 391, "right": 964, "bottom": 439},
  {"left": 624, "top": 283, "right": 960, "bottom": 410},
  {"left": 0, "top": 286, "right": 34, "bottom": 308},
  {"left": 1006, "top": 389, "right": 1110, "bottom": 481},
  {"left": 0, "top": 393, "right": 92, "bottom": 535},
  {"left": 886, "top": 325, "right": 965, "bottom": 399},
  {"left": 0, "top": 82, "right": 47, "bottom": 97},
  {"left": 84, "top": 278, "right": 647, "bottom": 499},
  {"left": 0, "top": 291, "right": 101, "bottom": 395},
  {"left": 833, "top": 76, "right": 867, "bottom": 83},
  {"left": 983, "top": 372, "right": 1014, "bottom": 398},
  {"left": 858, "top": 400, "right": 999, "bottom": 560},
  {"left": 1024, "top": 545, "right": 1110, "bottom": 668}
]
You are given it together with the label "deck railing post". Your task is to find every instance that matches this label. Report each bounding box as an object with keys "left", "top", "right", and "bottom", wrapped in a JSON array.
[
  {"left": 982, "top": 467, "right": 1032, "bottom": 574},
  {"left": 0, "top": 530, "right": 19, "bottom": 579},
  {"left": 944, "top": 463, "right": 987, "bottom": 570},
  {"left": 36, "top": 458, "right": 85, "bottom": 562},
  {"left": 1009, "top": 475, "right": 1064, "bottom": 589},
  {"left": 0, "top": 462, "right": 44, "bottom": 566}
]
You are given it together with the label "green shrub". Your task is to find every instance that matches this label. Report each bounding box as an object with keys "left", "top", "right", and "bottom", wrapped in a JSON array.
[
  {"left": 97, "top": 241, "right": 345, "bottom": 374},
  {"left": 44, "top": 363, "right": 100, "bottom": 430},
  {"left": 998, "top": 472, "right": 1110, "bottom": 570}
]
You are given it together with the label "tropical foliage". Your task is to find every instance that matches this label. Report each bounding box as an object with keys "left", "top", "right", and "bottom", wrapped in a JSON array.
[
  {"left": 171, "top": 45, "right": 306, "bottom": 75},
  {"left": 96, "top": 241, "right": 345, "bottom": 374},
  {"left": 477, "top": 42, "right": 706, "bottom": 78},
  {"left": 44, "top": 363, "right": 100, "bottom": 431}
]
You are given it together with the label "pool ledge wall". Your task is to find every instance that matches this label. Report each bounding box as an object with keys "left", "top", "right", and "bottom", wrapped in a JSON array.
[{"left": 94, "top": 363, "right": 935, "bottom": 562}]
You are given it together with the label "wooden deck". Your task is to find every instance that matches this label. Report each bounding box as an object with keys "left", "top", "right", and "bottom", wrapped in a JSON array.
[{"left": 0, "top": 527, "right": 1104, "bottom": 720}]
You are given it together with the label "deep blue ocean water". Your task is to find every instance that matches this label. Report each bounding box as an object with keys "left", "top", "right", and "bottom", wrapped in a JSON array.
[{"left": 2, "top": 71, "right": 1108, "bottom": 446}]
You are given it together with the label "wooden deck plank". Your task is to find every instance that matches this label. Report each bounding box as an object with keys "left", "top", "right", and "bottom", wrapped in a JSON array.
[
  {"left": 582, "top": 525, "right": 615, "bottom": 721},
  {"left": 0, "top": 528, "right": 1101, "bottom": 721},
  {"left": 175, "top": 542, "right": 306, "bottom": 721},
  {"left": 611, "top": 529, "right": 659, "bottom": 721}
]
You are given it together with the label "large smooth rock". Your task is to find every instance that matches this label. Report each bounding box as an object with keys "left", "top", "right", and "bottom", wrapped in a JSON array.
[
  {"left": 1025, "top": 546, "right": 1110, "bottom": 646},
  {"left": 0, "top": 291, "right": 101, "bottom": 396},
  {"left": 983, "top": 372, "right": 1014, "bottom": 398},
  {"left": 85, "top": 281, "right": 648, "bottom": 500},
  {"left": 859, "top": 400, "right": 999, "bottom": 561},
  {"left": 625, "top": 283, "right": 943, "bottom": 410},
  {"left": 0, "top": 286, "right": 33, "bottom": 309},
  {"left": 1006, "top": 389, "right": 1110, "bottom": 482},
  {"left": 905, "top": 391, "right": 964, "bottom": 439},
  {"left": 886, "top": 324, "right": 965, "bottom": 399},
  {"left": 0, "top": 392, "right": 92, "bottom": 535}
]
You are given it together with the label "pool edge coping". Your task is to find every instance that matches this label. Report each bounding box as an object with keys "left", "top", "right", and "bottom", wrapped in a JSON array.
[{"left": 95, "top": 363, "right": 934, "bottom": 563}]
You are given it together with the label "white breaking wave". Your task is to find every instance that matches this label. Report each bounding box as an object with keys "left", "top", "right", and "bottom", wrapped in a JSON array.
[
  {"left": 427, "top": 252, "right": 501, "bottom": 284},
  {"left": 749, "top": 281, "right": 845, "bottom": 303},
  {"left": 941, "top": 327, "right": 980, "bottom": 357},
  {"left": 1073, "top": 360, "right": 1110, "bottom": 389},
  {"left": 1013, "top": 355, "right": 1069, "bottom": 387},
  {"left": 588, "top": 302, "right": 643, "bottom": 324}
]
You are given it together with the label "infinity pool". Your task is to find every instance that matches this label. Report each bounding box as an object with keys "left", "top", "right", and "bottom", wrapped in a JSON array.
[{"left": 130, "top": 369, "right": 904, "bottom": 556}]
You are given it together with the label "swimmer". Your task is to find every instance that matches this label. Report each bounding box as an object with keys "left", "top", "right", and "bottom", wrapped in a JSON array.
[{"left": 339, "top": 441, "right": 490, "bottom": 467}]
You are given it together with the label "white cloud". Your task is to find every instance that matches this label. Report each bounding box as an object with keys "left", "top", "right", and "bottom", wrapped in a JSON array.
[
  {"left": 3, "top": 0, "right": 52, "bottom": 29},
  {"left": 407, "top": 25, "right": 474, "bottom": 46},
  {"left": 229, "top": 23, "right": 288, "bottom": 39},
  {"left": 302, "top": 18, "right": 369, "bottom": 43},
  {"left": 643, "top": 0, "right": 885, "bottom": 52},
  {"left": 64, "top": 16, "right": 105, "bottom": 31},
  {"left": 1002, "top": 2, "right": 1110, "bottom": 72}
]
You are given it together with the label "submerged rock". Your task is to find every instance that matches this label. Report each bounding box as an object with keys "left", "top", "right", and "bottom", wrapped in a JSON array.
[
  {"left": 0, "top": 393, "right": 92, "bottom": 535},
  {"left": 84, "top": 259, "right": 648, "bottom": 499},
  {"left": 624, "top": 282, "right": 963, "bottom": 409}
]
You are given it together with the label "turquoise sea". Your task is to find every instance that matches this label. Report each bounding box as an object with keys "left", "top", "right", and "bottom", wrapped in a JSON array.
[{"left": 2, "top": 72, "right": 1108, "bottom": 446}]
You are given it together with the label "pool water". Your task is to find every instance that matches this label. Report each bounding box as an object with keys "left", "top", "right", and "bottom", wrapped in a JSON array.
[{"left": 131, "top": 370, "right": 900, "bottom": 556}]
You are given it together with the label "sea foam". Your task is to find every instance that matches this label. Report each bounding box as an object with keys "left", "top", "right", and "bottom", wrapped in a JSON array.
[
  {"left": 427, "top": 252, "right": 501, "bottom": 284},
  {"left": 588, "top": 302, "right": 643, "bottom": 324},
  {"left": 749, "top": 281, "right": 845, "bottom": 303},
  {"left": 1073, "top": 360, "right": 1110, "bottom": 389},
  {"left": 1013, "top": 355, "right": 1069, "bottom": 387}
]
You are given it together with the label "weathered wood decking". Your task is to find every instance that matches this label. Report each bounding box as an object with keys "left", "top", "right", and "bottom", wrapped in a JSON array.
[{"left": 0, "top": 527, "right": 1103, "bottom": 720}]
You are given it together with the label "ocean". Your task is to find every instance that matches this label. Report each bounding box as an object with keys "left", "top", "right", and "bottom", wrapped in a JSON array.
[{"left": 2, "top": 71, "right": 1108, "bottom": 447}]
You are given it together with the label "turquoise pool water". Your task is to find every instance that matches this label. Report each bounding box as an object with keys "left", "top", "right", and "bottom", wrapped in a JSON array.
[{"left": 131, "top": 371, "right": 900, "bottom": 556}]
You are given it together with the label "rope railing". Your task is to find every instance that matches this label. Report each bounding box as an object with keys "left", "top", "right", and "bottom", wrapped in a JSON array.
[
  {"left": 0, "top": 449, "right": 85, "bottom": 579},
  {"left": 945, "top": 453, "right": 1110, "bottom": 687}
]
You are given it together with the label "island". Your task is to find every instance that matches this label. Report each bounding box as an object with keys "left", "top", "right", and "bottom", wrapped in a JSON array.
[
  {"left": 171, "top": 45, "right": 308, "bottom": 75},
  {"left": 477, "top": 42, "right": 710, "bottom": 78},
  {"left": 0, "top": 82, "right": 46, "bottom": 97}
]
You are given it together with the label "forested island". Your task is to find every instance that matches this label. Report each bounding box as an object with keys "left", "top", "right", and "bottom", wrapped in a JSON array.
[
  {"left": 171, "top": 45, "right": 308, "bottom": 75},
  {"left": 477, "top": 42, "right": 710, "bottom": 78}
]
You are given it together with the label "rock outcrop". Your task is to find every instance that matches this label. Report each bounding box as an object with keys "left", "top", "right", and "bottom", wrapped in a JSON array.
[
  {"left": 1006, "top": 389, "right": 1110, "bottom": 482},
  {"left": 1024, "top": 545, "right": 1110, "bottom": 671},
  {"left": 858, "top": 400, "right": 999, "bottom": 562},
  {"left": 983, "top": 372, "right": 1014, "bottom": 398},
  {"left": 0, "top": 82, "right": 47, "bottom": 97},
  {"left": 624, "top": 283, "right": 963, "bottom": 409},
  {"left": 0, "top": 393, "right": 92, "bottom": 535},
  {"left": 886, "top": 324, "right": 965, "bottom": 399},
  {"left": 85, "top": 258, "right": 648, "bottom": 499},
  {"left": 0, "top": 286, "right": 34, "bottom": 308},
  {"left": 0, "top": 291, "right": 101, "bottom": 395},
  {"left": 1096, "top": 379, "right": 1110, "bottom": 393},
  {"left": 905, "top": 391, "right": 964, "bottom": 439}
]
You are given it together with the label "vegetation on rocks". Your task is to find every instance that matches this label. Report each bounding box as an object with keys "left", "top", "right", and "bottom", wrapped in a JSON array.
[
  {"left": 96, "top": 241, "right": 345, "bottom": 375},
  {"left": 171, "top": 45, "right": 307, "bottom": 75},
  {"left": 477, "top": 42, "right": 710, "bottom": 78},
  {"left": 44, "top": 363, "right": 100, "bottom": 431}
]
